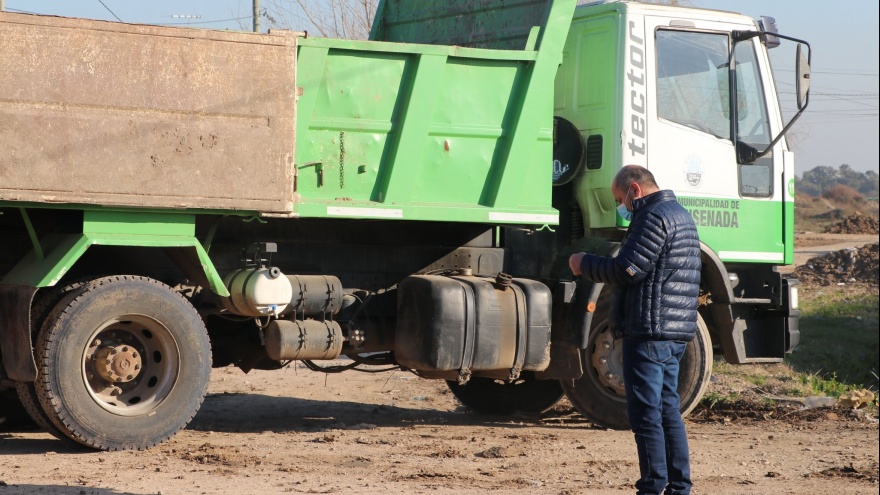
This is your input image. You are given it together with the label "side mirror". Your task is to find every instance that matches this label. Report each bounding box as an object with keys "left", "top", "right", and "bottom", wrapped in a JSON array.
[
  {"left": 796, "top": 44, "right": 811, "bottom": 110},
  {"left": 731, "top": 31, "right": 811, "bottom": 163}
]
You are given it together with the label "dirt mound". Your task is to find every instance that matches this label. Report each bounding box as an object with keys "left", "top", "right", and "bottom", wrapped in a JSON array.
[
  {"left": 824, "top": 212, "right": 880, "bottom": 234},
  {"left": 690, "top": 399, "right": 872, "bottom": 425},
  {"left": 795, "top": 243, "right": 879, "bottom": 286}
]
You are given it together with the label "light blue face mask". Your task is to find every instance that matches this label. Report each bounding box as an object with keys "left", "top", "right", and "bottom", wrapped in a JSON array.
[{"left": 617, "top": 187, "right": 633, "bottom": 222}]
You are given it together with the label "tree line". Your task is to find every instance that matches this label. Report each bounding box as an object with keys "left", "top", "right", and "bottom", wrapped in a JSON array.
[{"left": 797, "top": 165, "right": 879, "bottom": 199}]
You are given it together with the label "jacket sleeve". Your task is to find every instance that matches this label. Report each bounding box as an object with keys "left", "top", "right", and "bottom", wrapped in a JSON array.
[{"left": 579, "top": 211, "right": 667, "bottom": 287}]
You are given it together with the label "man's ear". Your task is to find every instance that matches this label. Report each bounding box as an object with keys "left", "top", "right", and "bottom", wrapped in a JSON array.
[{"left": 631, "top": 182, "right": 643, "bottom": 199}]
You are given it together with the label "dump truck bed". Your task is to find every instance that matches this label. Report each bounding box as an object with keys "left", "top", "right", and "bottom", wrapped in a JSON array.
[{"left": 1, "top": 0, "right": 576, "bottom": 224}]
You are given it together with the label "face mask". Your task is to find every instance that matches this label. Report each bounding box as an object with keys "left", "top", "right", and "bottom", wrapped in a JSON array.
[{"left": 617, "top": 187, "right": 633, "bottom": 222}]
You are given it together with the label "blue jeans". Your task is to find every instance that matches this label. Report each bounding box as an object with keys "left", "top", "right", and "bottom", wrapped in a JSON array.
[{"left": 622, "top": 339, "right": 692, "bottom": 495}]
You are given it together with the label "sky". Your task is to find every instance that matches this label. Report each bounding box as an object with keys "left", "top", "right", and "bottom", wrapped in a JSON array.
[{"left": 3, "top": 0, "right": 878, "bottom": 175}]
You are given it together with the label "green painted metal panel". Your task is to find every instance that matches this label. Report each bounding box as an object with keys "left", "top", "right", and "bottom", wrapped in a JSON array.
[
  {"left": 1, "top": 234, "right": 93, "bottom": 287},
  {"left": 294, "top": 0, "right": 577, "bottom": 225},
  {"left": 783, "top": 199, "right": 794, "bottom": 265},
  {"left": 1, "top": 210, "right": 229, "bottom": 296},
  {"left": 678, "top": 197, "right": 785, "bottom": 264},
  {"left": 784, "top": 175, "right": 795, "bottom": 265},
  {"left": 554, "top": 10, "right": 621, "bottom": 232},
  {"left": 83, "top": 210, "right": 196, "bottom": 236}
]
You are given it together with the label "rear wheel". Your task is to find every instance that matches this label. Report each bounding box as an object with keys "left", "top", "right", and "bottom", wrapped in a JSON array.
[
  {"left": 446, "top": 374, "right": 564, "bottom": 415},
  {"left": 561, "top": 301, "right": 712, "bottom": 429},
  {"left": 33, "top": 276, "right": 212, "bottom": 450}
]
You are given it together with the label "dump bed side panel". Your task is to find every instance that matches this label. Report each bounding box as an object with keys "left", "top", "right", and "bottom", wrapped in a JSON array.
[
  {"left": 371, "top": 0, "right": 555, "bottom": 49},
  {"left": 0, "top": 13, "right": 297, "bottom": 214},
  {"left": 293, "top": 0, "right": 576, "bottom": 225}
]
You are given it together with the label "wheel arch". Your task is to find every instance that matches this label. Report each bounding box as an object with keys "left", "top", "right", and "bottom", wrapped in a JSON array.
[
  {"left": 699, "top": 242, "right": 737, "bottom": 363},
  {"left": 1, "top": 233, "right": 226, "bottom": 383},
  {"left": 2, "top": 234, "right": 227, "bottom": 296}
]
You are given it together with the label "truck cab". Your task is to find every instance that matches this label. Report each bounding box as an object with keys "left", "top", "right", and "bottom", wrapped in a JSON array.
[
  {"left": 556, "top": 1, "right": 802, "bottom": 264},
  {"left": 539, "top": 1, "right": 808, "bottom": 426}
]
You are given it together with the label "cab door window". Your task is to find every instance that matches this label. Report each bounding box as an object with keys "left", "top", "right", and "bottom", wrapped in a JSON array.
[
  {"left": 656, "top": 30, "right": 773, "bottom": 198},
  {"left": 656, "top": 30, "right": 729, "bottom": 139}
]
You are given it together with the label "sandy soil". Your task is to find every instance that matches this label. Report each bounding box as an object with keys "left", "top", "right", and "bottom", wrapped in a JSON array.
[{"left": 1, "top": 234, "right": 878, "bottom": 495}]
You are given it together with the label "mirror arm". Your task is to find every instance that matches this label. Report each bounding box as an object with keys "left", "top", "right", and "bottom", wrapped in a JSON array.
[
  {"left": 751, "top": 107, "right": 808, "bottom": 162},
  {"left": 732, "top": 30, "right": 761, "bottom": 42},
  {"left": 734, "top": 30, "right": 809, "bottom": 47}
]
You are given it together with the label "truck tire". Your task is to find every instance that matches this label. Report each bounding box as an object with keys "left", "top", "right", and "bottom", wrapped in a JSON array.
[
  {"left": 33, "top": 276, "right": 212, "bottom": 450},
  {"left": 446, "top": 374, "right": 564, "bottom": 415},
  {"left": 560, "top": 302, "right": 712, "bottom": 429}
]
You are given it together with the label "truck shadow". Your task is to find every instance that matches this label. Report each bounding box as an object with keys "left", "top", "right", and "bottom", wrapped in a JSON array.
[
  {"left": 187, "top": 391, "right": 595, "bottom": 434},
  {"left": 0, "top": 433, "right": 87, "bottom": 455}
]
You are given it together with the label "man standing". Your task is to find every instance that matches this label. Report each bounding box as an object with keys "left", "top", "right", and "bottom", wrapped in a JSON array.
[{"left": 569, "top": 165, "right": 700, "bottom": 495}]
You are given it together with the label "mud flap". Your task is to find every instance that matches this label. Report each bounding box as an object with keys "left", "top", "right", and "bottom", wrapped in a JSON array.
[
  {"left": 536, "top": 278, "right": 604, "bottom": 380},
  {"left": 537, "top": 237, "right": 619, "bottom": 380},
  {"left": 0, "top": 284, "right": 38, "bottom": 382}
]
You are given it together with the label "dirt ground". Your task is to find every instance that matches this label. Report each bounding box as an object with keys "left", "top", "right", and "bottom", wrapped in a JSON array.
[
  {"left": 1, "top": 236, "right": 878, "bottom": 495},
  {"left": 1, "top": 365, "right": 878, "bottom": 495}
]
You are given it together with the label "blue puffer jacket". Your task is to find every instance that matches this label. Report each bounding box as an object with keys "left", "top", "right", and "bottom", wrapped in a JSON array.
[{"left": 579, "top": 190, "right": 701, "bottom": 341}]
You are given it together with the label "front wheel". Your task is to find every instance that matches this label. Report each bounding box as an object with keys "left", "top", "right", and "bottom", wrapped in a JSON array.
[
  {"left": 33, "top": 276, "right": 212, "bottom": 450},
  {"left": 561, "top": 310, "right": 712, "bottom": 429}
]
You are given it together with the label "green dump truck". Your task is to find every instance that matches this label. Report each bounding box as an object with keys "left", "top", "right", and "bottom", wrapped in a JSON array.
[{"left": 0, "top": 0, "right": 810, "bottom": 450}]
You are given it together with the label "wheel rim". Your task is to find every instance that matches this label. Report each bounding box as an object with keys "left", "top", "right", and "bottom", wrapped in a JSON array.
[
  {"left": 587, "top": 322, "right": 627, "bottom": 401},
  {"left": 82, "top": 314, "right": 180, "bottom": 416}
]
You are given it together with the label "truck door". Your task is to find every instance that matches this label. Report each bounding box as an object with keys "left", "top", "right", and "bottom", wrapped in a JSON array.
[{"left": 639, "top": 15, "right": 786, "bottom": 264}]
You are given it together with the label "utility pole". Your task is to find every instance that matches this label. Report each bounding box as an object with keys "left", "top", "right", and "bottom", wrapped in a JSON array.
[{"left": 253, "top": 0, "right": 260, "bottom": 33}]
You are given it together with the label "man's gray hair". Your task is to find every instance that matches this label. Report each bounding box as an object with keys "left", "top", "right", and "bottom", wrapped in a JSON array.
[{"left": 615, "top": 165, "right": 659, "bottom": 191}]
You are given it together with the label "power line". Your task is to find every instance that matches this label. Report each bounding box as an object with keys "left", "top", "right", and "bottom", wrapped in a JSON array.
[
  {"left": 772, "top": 64, "right": 879, "bottom": 76},
  {"left": 5, "top": 7, "right": 37, "bottom": 14},
  {"left": 97, "top": 0, "right": 122, "bottom": 22},
  {"left": 160, "top": 15, "right": 252, "bottom": 26},
  {"left": 774, "top": 69, "right": 879, "bottom": 77},
  {"left": 777, "top": 90, "right": 878, "bottom": 97}
]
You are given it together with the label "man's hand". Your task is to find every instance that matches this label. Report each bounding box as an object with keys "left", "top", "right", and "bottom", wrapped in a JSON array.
[{"left": 569, "top": 252, "right": 585, "bottom": 277}]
